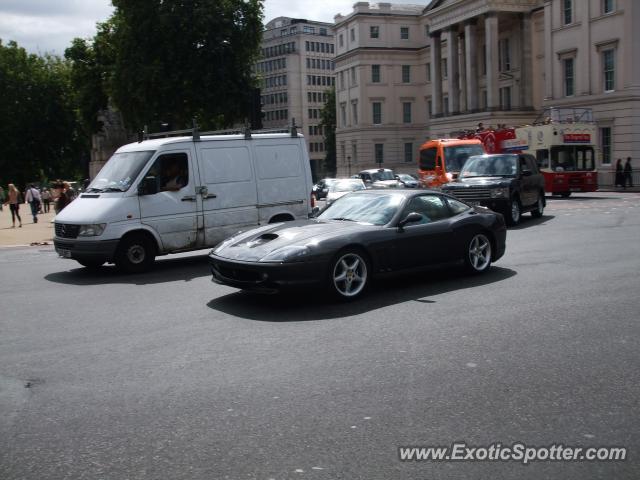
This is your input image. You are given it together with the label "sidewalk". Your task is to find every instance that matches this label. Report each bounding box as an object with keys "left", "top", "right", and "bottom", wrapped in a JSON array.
[{"left": 0, "top": 206, "right": 56, "bottom": 247}]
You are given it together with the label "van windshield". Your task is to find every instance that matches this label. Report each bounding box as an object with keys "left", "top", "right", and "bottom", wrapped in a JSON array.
[{"left": 87, "top": 151, "right": 155, "bottom": 192}]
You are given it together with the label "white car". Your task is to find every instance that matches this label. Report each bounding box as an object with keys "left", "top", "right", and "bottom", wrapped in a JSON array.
[{"left": 325, "top": 178, "right": 367, "bottom": 205}]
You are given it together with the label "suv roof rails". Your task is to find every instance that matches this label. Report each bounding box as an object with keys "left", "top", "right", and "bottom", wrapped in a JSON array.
[{"left": 138, "top": 118, "right": 301, "bottom": 142}]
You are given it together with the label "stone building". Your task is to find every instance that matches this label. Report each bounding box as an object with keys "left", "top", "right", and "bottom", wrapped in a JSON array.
[{"left": 333, "top": 0, "right": 639, "bottom": 183}]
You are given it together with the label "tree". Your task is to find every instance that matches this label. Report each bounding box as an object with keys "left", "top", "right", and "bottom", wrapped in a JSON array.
[
  {"left": 320, "top": 87, "right": 337, "bottom": 177},
  {"left": 0, "top": 40, "right": 83, "bottom": 187},
  {"left": 106, "top": 0, "right": 264, "bottom": 131}
]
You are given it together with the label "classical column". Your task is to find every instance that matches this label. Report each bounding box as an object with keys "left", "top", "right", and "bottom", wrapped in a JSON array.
[
  {"left": 485, "top": 12, "right": 499, "bottom": 110},
  {"left": 430, "top": 31, "right": 443, "bottom": 117},
  {"left": 543, "top": 1, "right": 553, "bottom": 100},
  {"left": 465, "top": 19, "right": 478, "bottom": 112},
  {"left": 446, "top": 27, "right": 460, "bottom": 115},
  {"left": 520, "top": 12, "right": 532, "bottom": 109},
  {"left": 459, "top": 30, "right": 467, "bottom": 112}
]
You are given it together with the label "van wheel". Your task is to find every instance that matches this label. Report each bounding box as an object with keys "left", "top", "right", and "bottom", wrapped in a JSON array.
[
  {"left": 76, "top": 259, "right": 104, "bottom": 269},
  {"left": 115, "top": 234, "right": 155, "bottom": 273},
  {"left": 531, "top": 192, "right": 545, "bottom": 218},
  {"left": 506, "top": 197, "right": 521, "bottom": 226}
]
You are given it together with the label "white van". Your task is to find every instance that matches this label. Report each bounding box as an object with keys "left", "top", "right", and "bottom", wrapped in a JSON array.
[{"left": 53, "top": 129, "right": 314, "bottom": 272}]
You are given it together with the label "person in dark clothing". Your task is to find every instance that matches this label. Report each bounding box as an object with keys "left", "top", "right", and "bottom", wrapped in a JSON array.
[
  {"left": 623, "top": 157, "right": 633, "bottom": 188},
  {"left": 615, "top": 159, "right": 624, "bottom": 188}
]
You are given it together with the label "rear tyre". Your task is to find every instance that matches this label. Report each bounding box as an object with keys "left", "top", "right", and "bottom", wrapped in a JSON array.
[
  {"left": 506, "top": 197, "right": 521, "bottom": 226},
  {"left": 531, "top": 192, "right": 545, "bottom": 218},
  {"left": 115, "top": 234, "right": 156, "bottom": 273},
  {"left": 328, "top": 249, "right": 370, "bottom": 300},
  {"left": 76, "top": 259, "right": 104, "bottom": 269},
  {"left": 464, "top": 233, "right": 492, "bottom": 274},
  {"left": 560, "top": 191, "right": 572, "bottom": 198}
]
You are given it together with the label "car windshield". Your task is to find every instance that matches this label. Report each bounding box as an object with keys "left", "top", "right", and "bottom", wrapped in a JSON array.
[
  {"left": 330, "top": 180, "right": 365, "bottom": 192},
  {"left": 444, "top": 145, "right": 485, "bottom": 172},
  {"left": 317, "top": 193, "right": 404, "bottom": 225},
  {"left": 87, "top": 151, "right": 154, "bottom": 192},
  {"left": 460, "top": 155, "right": 517, "bottom": 178},
  {"left": 398, "top": 174, "right": 414, "bottom": 182},
  {"left": 371, "top": 170, "right": 395, "bottom": 181}
]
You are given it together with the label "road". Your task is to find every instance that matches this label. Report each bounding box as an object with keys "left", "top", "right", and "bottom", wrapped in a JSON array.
[{"left": 1, "top": 192, "right": 639, "bottom": 480}]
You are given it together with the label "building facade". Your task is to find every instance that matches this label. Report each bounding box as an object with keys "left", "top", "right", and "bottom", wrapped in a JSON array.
[
  {"left": 257, "top": 17, "right": 336, "bottom": 180},
  {"left": 333, "top": 0, "right": 640, "bottom": 183}
]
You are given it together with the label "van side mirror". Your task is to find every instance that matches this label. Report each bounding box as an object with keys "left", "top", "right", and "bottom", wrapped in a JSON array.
[
  {"left": 138, "top": 176, "right": 158, "bottom": 195},
  {"left": 397, "top": 212, "right": 423, "bottom": 231}
]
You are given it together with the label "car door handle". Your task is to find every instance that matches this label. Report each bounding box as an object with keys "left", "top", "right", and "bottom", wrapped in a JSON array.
[
  {"left": 181, "top": 195, "right": 196, "bottom": 202},
  {"left": 203, "top": 193, "right": 217, "bottom": 199}
]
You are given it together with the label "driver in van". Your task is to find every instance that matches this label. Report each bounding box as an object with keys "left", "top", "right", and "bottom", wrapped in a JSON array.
[{"left": 161, "top": 157, "right": 187, "bottom": 191}]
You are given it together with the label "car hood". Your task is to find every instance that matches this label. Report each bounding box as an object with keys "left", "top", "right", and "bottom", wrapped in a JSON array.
[
  {"left": 212, "top": 220, "right": 369, "bottom": 261},
  {"left": 443, "top": 176, "right": 512, "bottom": 189},
  {"left": 372, "top": 180, "right": 403, "bottom": 188}
]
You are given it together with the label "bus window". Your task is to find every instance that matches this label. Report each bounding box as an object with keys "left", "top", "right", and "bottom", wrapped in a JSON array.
[
  {"left": 576, "top": 147, "right": 595, "bottom": 171},
  {"left": 444, "top": 145, "right": 485, "bottom": 172},
  {"left": 551, "top": 146, "right": 576, "bottom": 172},
  {"left": 419, "top": 147, "right": 437, "bottom": 170},
  {"left": 536, "top": 149, "right": 549, "bottom": 169}
]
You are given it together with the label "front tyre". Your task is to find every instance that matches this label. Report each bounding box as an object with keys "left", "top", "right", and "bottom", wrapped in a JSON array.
[
  {"left": 329, "top": 249, "right": 369, "bottom": 300},
  {"left": 531, "top": 192, "right": 545, "bottom": 218},
  {"left": 506, "top": 197, "right": 521, "bottom": 226},
  {"left": 115, "top": 234, "right": 156, "bottom": 273},
  {"left": 464, "top": 233, "right": 492, "bottom": 273}
]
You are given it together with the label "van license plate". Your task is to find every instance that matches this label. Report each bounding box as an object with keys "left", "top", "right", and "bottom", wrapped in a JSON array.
[{"left": 56, "top": 248, "right": 72, "bottom": 258}]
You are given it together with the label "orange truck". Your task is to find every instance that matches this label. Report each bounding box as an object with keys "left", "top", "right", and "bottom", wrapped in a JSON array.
[{"left": 417, "top": 138, "right": 485, "bottom": 188}]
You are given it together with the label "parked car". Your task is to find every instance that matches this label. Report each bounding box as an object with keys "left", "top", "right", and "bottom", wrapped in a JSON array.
[
  {"left": 209, "top": 189, "right": 506, "bottom": 300},
  {"left": 395, "top": 173, "right": 420, "bottom": 188},
  {"left": 358, "top": 168, "right": 404, "bottom": 189},
  {"left": 441, "top": 153, "right": 546, "bottom": 226},
  {"left": 54, "top": 129, "right": 314, "bottom": 272},
  {"left": 312, "top": 178, "right": 337, "bottom": 200},
  {"left": 325, "top": 178, "right": 367, "bottom": 205}
]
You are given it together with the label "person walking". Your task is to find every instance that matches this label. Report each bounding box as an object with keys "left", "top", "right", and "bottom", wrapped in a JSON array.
[
  {"left": 615, "top": 159, "right": 624, "bottom": 188},
  {"left": 4, "top": 184, "right": 22, "bottom": 227},
  {"left": 24, "top": 184, "right": 41, "bottom": 223},
  {"left": 41, "top": 188, "right": 51, "bottom": 213},
  {"left": 624, "top": 157, "right": 633, "bottom": 188}
]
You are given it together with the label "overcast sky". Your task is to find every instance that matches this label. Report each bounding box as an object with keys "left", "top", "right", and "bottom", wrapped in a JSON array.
[{"left": 0, "top": 0, "right": 362, "bottom": 55}]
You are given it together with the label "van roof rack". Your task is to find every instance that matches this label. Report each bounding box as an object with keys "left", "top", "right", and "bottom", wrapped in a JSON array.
[{"left": 138, "top": 118, "right": 300, "bottom": 142}]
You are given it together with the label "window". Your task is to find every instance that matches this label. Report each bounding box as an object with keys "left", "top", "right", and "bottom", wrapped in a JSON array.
[
  {"left": 481, "top": 45, "right": 487, "bottom": 75},
  {"left": 447, "top": 198, "right": 470, "bottom": 215},
  {"left": 305, "top": 41, "right": 310, "bottom": 51},
  {"left": 290, "top": 27, "right": 297, "bottom": 34},
  {"left": 371, "top": 64, "right": 381, "bottom": 83},
  {"left": 500, "top": 86, "right": 511, "bottom": 110},
  {"left": 404, "top": 143, "right": 413, "bottom": 163},
  {"left": 150, "top": 153, "right": 189, "bottom": 192},
  {"left": 350, "top": 28, "right": 355, "bottom": 42},
  {"left": 320, "top": 27, "right": 328, "bottom": 36},
  {"left": 352, "top": 102, "right": 358, "bottom": 125},
  {"left": 339, "top": 34, "right": 344, "bottom": 47},
  {"left": 427, "top": 100, "right": 432, "bottom": 118},
  {"left": 499, "top": 38, "right": 511, "bottom": 71},
  {"left": 563, "top": 0, "right": 572, "bottom": 25},
  {"left": 352, "top": 143, "right": 358, "bottom": 165},
  {"left": 400, "top": 195, "right": 451, "bottom": 224},
  {"left": 351, "top": 66, "right": 357, "bottom": 85},
  {"left": 402, "top": 65, "right": 411, "bottom": 83},
  {"left": 339, "top": 70, "right": 344, "bottom": 89},
  {"left": 424, "top": 25, "right": 430, "bottom": 38},
  {"left": 372, "top": 102, "right": 382, "bottom": 124},
  {"left": 600, "top": 127, "right": 612, "bottom": 164},
  {"left": 303, "top": 26, "right": 315, "bottom": 34},
  {"left": 400, "top": 27, "right": 409, "bottom": 40},
  {"left": 375, "top": 144, "right": 384, "bottom": 165},
  {"left": 340, "top": 103, "right": 347, "bottom": 127},
  {"left": 603, "top": 0, "right": 614, "bottom": 14},
  {"left": 442, "top": 58, "right": 448, "bottom": 78},
  {"left": 370, "top": 26, "right": 379, "bottom": 39},
  {"left": 603, "top": 49, "right": 615, "bottom": 91},
  {"left": 426, "top": 63, "right": 431, "bottom": 82},
  {"left": 402, "top": 102, "right": 412, "bottom": 123},
  {"left": 481, "top": 89, "right": 487, "bottom": 109},
  {"left": 443, "top": 96, "right": 449, "bottom": 115},
  {"left": 564, "top": 57, "right": 575, "bottom": 96}
]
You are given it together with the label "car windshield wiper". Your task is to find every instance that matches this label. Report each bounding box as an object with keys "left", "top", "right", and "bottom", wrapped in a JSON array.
[{"left": 329, "top": 217, "right": 356, "bottom": 222}]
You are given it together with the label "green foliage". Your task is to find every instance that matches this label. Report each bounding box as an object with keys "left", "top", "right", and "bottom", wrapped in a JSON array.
[
  {"left": 108, "top": 0, "right": 264, "bottom": 131},
  {"left": 320, "top": 87, "right": 337, "bottom": 176},
  {"left": 0, "top": 40, "right": 83, "bottom": 188}
]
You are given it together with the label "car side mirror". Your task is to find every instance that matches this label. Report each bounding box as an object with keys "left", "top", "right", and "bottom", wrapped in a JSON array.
[
  {"left": 397, "top": 212, "right": 423, "bottom": 231},
  {"left": 309, "top": 206, "right": 320, "bottom": 218},
  {"left": 138, "top": 176, "right": 158, "bottom": 196},
  {"left": 522, "top": 169, "right": 533, "bottom": 177}
]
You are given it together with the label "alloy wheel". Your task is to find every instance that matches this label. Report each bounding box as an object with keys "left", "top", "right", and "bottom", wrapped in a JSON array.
[
  {"left": 467, "top": 234, "right": 492, "bottom": 272},
  {"left": 332, "top": 252, "right": 368, "bottom": 298}
]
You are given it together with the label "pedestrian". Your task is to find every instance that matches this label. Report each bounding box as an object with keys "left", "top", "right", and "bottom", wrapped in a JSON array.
[
  {"left": 615, "top": 159, "right": 624, "bottom": 188},
  {"left": 4, "top": 183, "right": 22, "bottom": 227},
  {"left": 41, "top": 188, "right": 51, "bottom": 213},
  {"left": 624, "top": 157, "right": 633, "bottom": 188},
  {"left": 24, "top": 184, "right": 42, "bottom": 223},
  {"left": 0, "top": 185, "right": 4, "bottom": 211}
]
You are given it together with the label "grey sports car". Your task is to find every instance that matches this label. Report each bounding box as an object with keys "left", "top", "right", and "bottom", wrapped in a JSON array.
[{"left": 209, "top": 189, "right": 507, "bottom": 300}]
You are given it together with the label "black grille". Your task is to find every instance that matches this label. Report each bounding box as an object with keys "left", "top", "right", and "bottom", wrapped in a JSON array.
[
  {"left": 215, "top": 265, "right": 263, "bottom": 282},
  {"left": 55, "top": 223, "right": 80, "bottom": 239},
  {"left": 448, "top": 188, "right": 492, "bottom": 200}
]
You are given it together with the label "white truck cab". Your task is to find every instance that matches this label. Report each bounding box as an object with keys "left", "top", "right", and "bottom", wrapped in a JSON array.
[{"left": 54, "top": 128, "right": 314, "bottom": 272}]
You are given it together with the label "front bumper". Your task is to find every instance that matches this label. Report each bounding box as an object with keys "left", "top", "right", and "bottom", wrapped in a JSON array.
[
  {"left": 54, "top": 237, "right": 120, "bottom": 262},
  {"left": 209, "top": 255, "right": 326, "bottom": 293}
]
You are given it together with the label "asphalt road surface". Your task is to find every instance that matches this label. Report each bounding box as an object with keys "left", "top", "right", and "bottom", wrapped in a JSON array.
[{"left": 1, "top": 192, "right": 639, "bottom": 480}]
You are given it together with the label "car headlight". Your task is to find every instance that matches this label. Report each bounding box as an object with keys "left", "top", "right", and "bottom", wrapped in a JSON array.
[
  {"left": 490, "top": 187, "right": 510, "bottom": 198},
  {"left": 259, "top": 245, "right": 310, "bottom": 262},
  {"left": 78, "top": 224, "right": 106, "bottom": 237}
]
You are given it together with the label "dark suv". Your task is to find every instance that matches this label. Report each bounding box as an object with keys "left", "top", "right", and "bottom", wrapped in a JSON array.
[{"left": 441, "top": 153, "right": 546, "bottom": 225}]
